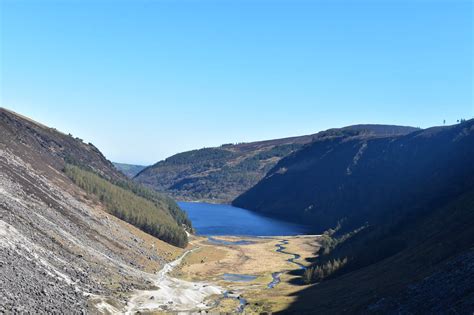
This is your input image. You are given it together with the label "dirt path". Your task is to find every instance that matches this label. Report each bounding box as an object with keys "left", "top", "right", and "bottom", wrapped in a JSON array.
[
  {"left": 167, "top": 235, "right": 320, "bottom": 313},
  {"left": 124, "top": 248, "right": 223, "bottom": 313}
]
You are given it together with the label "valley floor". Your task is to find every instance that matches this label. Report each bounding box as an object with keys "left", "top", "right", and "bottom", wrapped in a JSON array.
[
  {"left": 177, "top": 234, "right": 320, "bottom": 313},
  {"left": 105, "top": 234, "right": 321, "bottom": 314}
]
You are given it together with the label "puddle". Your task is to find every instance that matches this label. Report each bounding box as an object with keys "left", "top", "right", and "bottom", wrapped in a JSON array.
[
  {"left": 207, "top": 236, "right": 255, "bottom": 246},
  {"left": 222, "top": 273, "right": 257, "bottom": 282}
]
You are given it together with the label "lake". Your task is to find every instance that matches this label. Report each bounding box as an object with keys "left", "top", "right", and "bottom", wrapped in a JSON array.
[{"left": 178, "top": 202, "right": 312, "bottom": 236}]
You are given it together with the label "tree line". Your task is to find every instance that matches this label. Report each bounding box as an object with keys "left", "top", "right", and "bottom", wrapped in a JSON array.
[{"left": 64, "top": 164, "right": 188, "bottom": 248}]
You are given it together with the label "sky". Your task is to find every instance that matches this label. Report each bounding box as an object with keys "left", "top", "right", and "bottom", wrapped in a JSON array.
[{"left": 1, "top": 0, "right": 472, "bottom": 165}]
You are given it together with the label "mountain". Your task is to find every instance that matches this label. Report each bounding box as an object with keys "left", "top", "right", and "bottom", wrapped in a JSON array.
[
  {"left": 283, "top": 186, "right": 474, "bottom": 313},
  {"left": 135, "top": 125, "right": 417, "bottom": 203},
  {"left": 0, "top": 108, "right": 190, "bottom": 312},
  {"left": 114, "top": 162, "right": 147, "bottom": 178},
  {"left": 233, "top": 120, "right": 474, "bottom": 313},
  {"left": 233, "top": 122, "right": 473, "bottom": 230}
]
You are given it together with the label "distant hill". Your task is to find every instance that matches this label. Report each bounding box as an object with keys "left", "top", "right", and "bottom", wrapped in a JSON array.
[
  {"left": 135, "top": 125, "right": 417, "bottom": 203},
  {"left": 114, "top": 162, "right": 147, "bottom": 178},
  {"left": 233, "top": 120, "right": 474, "bottom": 313}
]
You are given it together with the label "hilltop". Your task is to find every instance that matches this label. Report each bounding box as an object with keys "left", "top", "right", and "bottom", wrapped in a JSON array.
[{"left": 135, "top": 125, "right": 417, "bottom": 203}]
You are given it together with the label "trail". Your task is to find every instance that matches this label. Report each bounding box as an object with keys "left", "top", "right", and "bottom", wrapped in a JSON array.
[{"left": 124, "top": 248, "right": 223, "bottom": 314}]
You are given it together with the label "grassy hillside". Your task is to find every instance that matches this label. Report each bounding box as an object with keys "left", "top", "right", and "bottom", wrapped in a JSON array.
[
  {"left": 135, "top": 125, "right": 416, "bottom": 203},
  {"left": 114, "top": 162, "right": 147, "bottom": 178}
]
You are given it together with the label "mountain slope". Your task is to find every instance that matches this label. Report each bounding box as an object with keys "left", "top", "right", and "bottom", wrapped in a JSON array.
[
  {"left": 282, "top": 186, "right": 474, "bottom": 314},
  {"left": 135, "top": 125, "right": 417, "bottom": 203},
  {"left": 233, "top": 121, "right": 474, "bottom": 231},
  {"left": 114, "top": 162, "right": 147, "bottom": 178},
  {"left": 232, "top": 120, "right": 474, "bottom": 313},
  {"left": 0, "top": 108, "right": 190, "bottom": 246},
  {"left": 0, "top": 108, "right": 188, "bottom": 312}
]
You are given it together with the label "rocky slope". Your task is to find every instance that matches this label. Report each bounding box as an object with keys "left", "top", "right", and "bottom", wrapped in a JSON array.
[
  {"left": 0, "top": 108, "right": 186, "bottom": 313},
  {"left": 135, "top": 125, "right": 416, "bottom": 203}
]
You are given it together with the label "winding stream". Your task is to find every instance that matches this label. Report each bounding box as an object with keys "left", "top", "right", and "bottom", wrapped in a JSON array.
[{"left": 268, "top": 240, "right": 307, "bottom": 289}]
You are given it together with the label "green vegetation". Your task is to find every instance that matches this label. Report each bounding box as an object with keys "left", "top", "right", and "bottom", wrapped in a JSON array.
[
  {"left": 303, "top": 224, "right": 365, "bottom": 283},
  {"left": 64, "top": 164, "right": 188, "bottom": 248},
  {"left": 135, "top": 140, "right": 313, "bottom": 203},
  {"left": 317, "top": 223, "right": 367, "bottom": 255},
  {"left": 113, "top": 177, "right": 192, "bottom": 228},
  {"left": 304, "top": 257, "right": 348, "bottom": 283},
  {"left": 164, "top": 148, "right": 235, "bottom": 165}
]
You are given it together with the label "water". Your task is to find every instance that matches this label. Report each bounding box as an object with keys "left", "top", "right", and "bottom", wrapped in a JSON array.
[
  {"left": 207, "top": 236, "right": 255, "bottom": 246},
  {"left": 179, "top": 202, "right": 312, "bottom": 236},
  {"left": 275, "top": 240, "right": 307, "bottom": 270},
  {"left": 222, "top": 273, "right": 257, "bottom": 282},
  {"left": 268, "top": 240, "right": 307, "bottom": 289}
]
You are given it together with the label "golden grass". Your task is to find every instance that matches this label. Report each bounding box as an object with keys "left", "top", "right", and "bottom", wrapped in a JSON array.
[{"left": 173, "top": 235, "right": 321, "bottom": 313}]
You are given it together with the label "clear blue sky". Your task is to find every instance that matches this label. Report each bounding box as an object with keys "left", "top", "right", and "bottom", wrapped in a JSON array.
[{"left": 1, "top": 0, "right": 472, "bottom": 164}]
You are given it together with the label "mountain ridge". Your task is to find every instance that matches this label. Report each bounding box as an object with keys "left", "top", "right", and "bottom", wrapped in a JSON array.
[
  {"left": 232, "top": 119, "right": 474, "bottom": 313},
  {"left": 135, "top": 124, "right": 418, "bottom": 203},
  {"left": 233, "top": 121, "right": 473, "bottom": 229}
]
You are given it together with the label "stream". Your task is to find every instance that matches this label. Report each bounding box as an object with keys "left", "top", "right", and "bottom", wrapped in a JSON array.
[
  {"left": 122, "top": 238, "right": 306, "bottom": 313},
  {"left": 268, "top": 240, "right": 307, "bottom": 289},
  {"left": 123, "top": 246, "right": 251, "bottom": 314}
]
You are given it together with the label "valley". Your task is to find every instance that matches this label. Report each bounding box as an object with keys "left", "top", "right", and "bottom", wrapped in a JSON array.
[
  {"left": 1, "top": 107, "right": 473, "bottom": 314},
  {"left": 92, "top": 234, "right": 320, "bottom": 314},
  {"left": 172, "top": 234, "right": 320, "bottom": 313},
  {"left": 134, "top": 125, "right": 416, "bottom": 203},
  {"left": 3, "top": 1, "right": 472, "bottom": 313}
]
